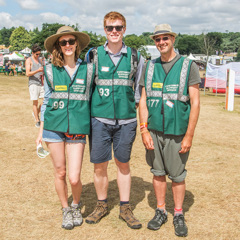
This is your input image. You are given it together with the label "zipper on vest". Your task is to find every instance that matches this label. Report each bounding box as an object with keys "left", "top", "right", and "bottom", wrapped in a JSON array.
[{"left": 109, "top": 54, "right": 123, "bottom": 120}]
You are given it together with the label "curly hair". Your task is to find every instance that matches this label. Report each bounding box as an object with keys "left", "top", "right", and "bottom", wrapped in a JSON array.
[{"left": 51, "top": 38, "right": 81, "bottom": 67}]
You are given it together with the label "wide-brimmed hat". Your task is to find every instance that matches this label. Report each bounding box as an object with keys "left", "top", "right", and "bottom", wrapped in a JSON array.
[
  {"left": 44, "top": 26, "right": 90, "bottom": 53},
  {"left": 150, "top": 24, "right": 177, "bottom": 40}
]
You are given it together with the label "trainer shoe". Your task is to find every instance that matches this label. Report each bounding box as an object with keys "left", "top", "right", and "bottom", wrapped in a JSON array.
[
  {"left": 85, "top": 201, "right": 108, "bottom": 224},
  {"left": 62, "top": 207, "right": 74, "bottom": 230},
  {"left": 173, "top": 214, "right": 188, "bottom": 237},
  {"left": 71, "top": 202, "right": 83, "bottom": 227},
  {"left": 35, "top": 121, "right": 40, "bottom": 128},
  {"left": 119, "top": 204, "right": 142, "bottom": 229},
  {"left": 147, "top": 208, "right": 168, "bottom": 230}
]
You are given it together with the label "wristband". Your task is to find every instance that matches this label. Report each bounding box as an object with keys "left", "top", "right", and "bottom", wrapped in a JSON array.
[{"left": 140, "top": 122, "right": 148, "bottom": 129}]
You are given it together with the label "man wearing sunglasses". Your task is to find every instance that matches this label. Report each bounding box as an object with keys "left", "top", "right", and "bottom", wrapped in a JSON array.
[
  {"left": 139, "top": 24, "right": 200, "bottom": 237},
  {"left": 25, "top": 44, "right": 44, "bottom": 128},
  {"left": 85, "top": 11, "right": 144, "bottom": 229}
]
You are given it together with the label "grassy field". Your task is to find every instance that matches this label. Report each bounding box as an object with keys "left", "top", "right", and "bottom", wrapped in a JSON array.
[{"left": 0, "top": 75, "right": 239, "bottom": 240}]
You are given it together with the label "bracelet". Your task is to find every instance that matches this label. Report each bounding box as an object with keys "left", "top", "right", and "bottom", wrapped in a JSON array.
[{"left": 140, "top": 122, "right": 148, "bottom": 129}]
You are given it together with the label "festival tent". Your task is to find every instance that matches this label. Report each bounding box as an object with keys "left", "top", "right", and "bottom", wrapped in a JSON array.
[
  {"left": 205, "top": 62, "right": 240, "bottom": 93},
  {"left": 3, "top": 52, "right": 25, "bottom": 61},
  {"left": 187, "top": 53, "right": 197, "bottom": 60},
  {"left": 20, "top": 47, "right": 31, "bottom": 54}
]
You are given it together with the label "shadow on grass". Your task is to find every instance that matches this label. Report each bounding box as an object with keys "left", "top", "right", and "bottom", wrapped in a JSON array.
[{"left": 68, "top": 176, "right": 194, "bottom": 217}]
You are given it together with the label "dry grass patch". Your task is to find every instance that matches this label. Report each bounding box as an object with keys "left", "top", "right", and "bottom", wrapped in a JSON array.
[{"left": 0, "top": 75, "right": 239, "bottom": 240}]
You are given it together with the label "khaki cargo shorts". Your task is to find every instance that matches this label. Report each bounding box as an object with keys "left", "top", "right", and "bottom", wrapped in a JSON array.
[{"left": 146, "top": 129, "right": 189, "bottom": 183}]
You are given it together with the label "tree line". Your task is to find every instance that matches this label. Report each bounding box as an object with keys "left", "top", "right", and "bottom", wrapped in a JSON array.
[{"left": 1, "top": 23, "right": 240, "bottom": 59}]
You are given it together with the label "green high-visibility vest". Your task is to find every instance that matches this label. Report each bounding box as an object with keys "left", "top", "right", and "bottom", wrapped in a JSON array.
[
  {"left": 145, "top": 56, "right": 192, "bottom": 135},
  {"left": 43, "top": 62, "right": 95, "bottom": 134},
  {"left": 91, "top": 46, "right": 137, "bottom": 119}
]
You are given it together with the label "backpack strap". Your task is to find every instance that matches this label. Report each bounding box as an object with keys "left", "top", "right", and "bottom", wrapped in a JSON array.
[
  {"left": 86, "top": 47, "right": 97, "bottom": 63},
  {"left": 129, "top": 47, "right": 139, "bottom": 80},
  {"left": 87, "top": 47, "right": 98, "bottom": 81}
]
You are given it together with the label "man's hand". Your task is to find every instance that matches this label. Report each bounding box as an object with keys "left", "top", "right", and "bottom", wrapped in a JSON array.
[
  {"left": 141, "top": 131, "right": 154, "bottom": 150},
  {"left": 179, "top": 135, "right": 192, "bottom": 154},
  {"left": 38, "top": 66, "right": 44, "bottom": 73}
]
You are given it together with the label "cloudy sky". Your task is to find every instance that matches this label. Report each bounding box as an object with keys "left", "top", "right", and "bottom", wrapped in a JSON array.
[{"left": 0, "top": 0, "right": 240, "bottom": 35}]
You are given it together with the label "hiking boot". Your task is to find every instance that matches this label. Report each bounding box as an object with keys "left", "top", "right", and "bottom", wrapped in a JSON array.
[
  {"left": 85, "top": 201, "right": 108, "bottom": 224},
  {"left": 147, "top": 209, "right": 168, "bottom": 230},
  {"left": 62, "top": 207, "right": 74, "bottom": 230},
  {"left": 173, "top": 214, "right": 188, "bottom": 237},
  {"left": 71, "top": 202, "right": 83, "bottom": 227},
  {"left": 119, "top": 204, "right": 142, "bottom": 229}
]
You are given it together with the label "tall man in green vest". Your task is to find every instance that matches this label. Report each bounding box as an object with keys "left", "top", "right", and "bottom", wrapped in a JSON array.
[
  {"left": 139, "top": 24, "right": 200, "bottom": 237},
  {"left": 85, "top": 11, "right": 144, "bottom": 229}
]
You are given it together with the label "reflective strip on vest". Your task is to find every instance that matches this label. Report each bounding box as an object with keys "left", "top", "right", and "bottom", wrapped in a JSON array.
[
  {"left": 45, "top": 64, "right": 54, "bottom": 89},
  {"left": 146, "top": 58, "right": 190, "bottom": 102},
  {"left": 47, "top": 63, "right": 93, "bottom": 101},
  {"left": 93, "top": 47, "right": 135, "bottom": 82},
  {"left": 95, "top": 79, "right": 133, "bottom": 87}
]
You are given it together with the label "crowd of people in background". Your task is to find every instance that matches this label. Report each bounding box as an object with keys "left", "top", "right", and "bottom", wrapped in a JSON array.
[{"left": 4, "top": 61, "right": 25, "bottom": 76}]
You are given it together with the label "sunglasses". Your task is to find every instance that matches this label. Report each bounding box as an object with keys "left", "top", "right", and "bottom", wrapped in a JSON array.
[
  {"left": 154, "top": 36, "right": 170, "bottom": 42},
  {"left": 59, "top": 38, "right": 76, "bottom": 47},
  {"left": 35, "top": 53, "right": 40, "bottom": 56},
  {"left": 105, "top": 25, "right": 124, "bottom": 32}
]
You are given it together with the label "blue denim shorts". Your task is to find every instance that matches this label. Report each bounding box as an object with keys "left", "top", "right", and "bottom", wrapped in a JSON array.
[
  {"left": 89, "top": 118, "right": 137, "bottom": 163},
  {"left": 42, "top": 129, "right": 86, "bottom": 143}
]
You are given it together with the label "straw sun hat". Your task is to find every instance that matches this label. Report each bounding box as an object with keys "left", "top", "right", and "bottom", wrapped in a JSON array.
[
  {"left": 150, "top": 24, "right": 177, "bottom": 40},
  {"left": 44, "top": 26, "right": 90, "bottom": 53}
]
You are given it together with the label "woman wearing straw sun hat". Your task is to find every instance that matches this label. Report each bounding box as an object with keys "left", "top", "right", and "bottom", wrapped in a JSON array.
[{"left": 36, "top": 26, "right": 95, "bottom": 230}]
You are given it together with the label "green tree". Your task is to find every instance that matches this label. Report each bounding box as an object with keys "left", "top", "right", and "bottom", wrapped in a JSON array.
[
  {"left": 123, "top": 34, "right": 146, "bottom": 49},
  {"left": 221, "top": 32, "right": 240, "bottom": 53},
  {"left": 9, "top": 26, "right": 31, "bottom": 51},
  {"left": 80, "top": 31, "right": 106, "bottom": 59},
  {"left": 176, "top": 35, "right": 201, "bottom": 55},
  {"left": 139, "top": 32, "right": 155, "bottom": 45},
  {"left": 199, "top": 32, "right": 223, "bottom": 60},
  {"left": 0, "top": 27, "right": 15, "bottom": 47},
  {"left": 32, "top": 23, "right": 65, "bottom": 49}
]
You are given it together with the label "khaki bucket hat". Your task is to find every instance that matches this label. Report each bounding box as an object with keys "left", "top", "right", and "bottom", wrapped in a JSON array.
[
  {"left": 44, "top": 26, "right": 90, "bottom": 53},
  {"left": 150, "top": 24, "right": 177, "bottom": 40}
]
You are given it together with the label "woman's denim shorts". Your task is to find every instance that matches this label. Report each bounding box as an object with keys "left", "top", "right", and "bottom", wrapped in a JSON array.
[{"left": 42, "top": 129, "right": 86, "bottom": 144}]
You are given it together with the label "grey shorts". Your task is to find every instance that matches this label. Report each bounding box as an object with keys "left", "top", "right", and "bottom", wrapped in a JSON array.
[
  {"left": 89, "top": 118, "right": 137, "bottom": 163},
  {"left": 146, "top": 130, "right": 189, "bottom": 183}
]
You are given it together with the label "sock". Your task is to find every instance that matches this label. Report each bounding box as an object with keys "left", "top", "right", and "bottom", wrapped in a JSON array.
[
  {"left": 157, "top": 203, "right": 166, "bottom": 213},
  {"left": 98, "top": 199, "right": 108, "bottom": 203},
  {"left": 71, "top": 201, "right": 80, "bottom": 208},
  {"left": 174, "top": 208, "right": 183, "bottom": 216},
  {"left": 120, "top": 201, "right": 129, "bottom": 206}
]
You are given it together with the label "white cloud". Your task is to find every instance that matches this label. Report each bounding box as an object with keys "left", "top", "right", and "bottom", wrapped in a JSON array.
[
  {"left": 0, "top": 12, "right": 18, "bottom": 28},
  {"left": 1, "top": 0, "right": 240, "bottom": 36},
  {"left": 17, "top": 0, "right": 40, "bottom": 10},
  {"left": 0, "top": 0, "right": 6, "bottom": 6}
]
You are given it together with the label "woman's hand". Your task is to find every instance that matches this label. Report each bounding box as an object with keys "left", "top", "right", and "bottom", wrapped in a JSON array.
[{"left": 36, "top": 122, "right": 44, "bottom": 146}]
